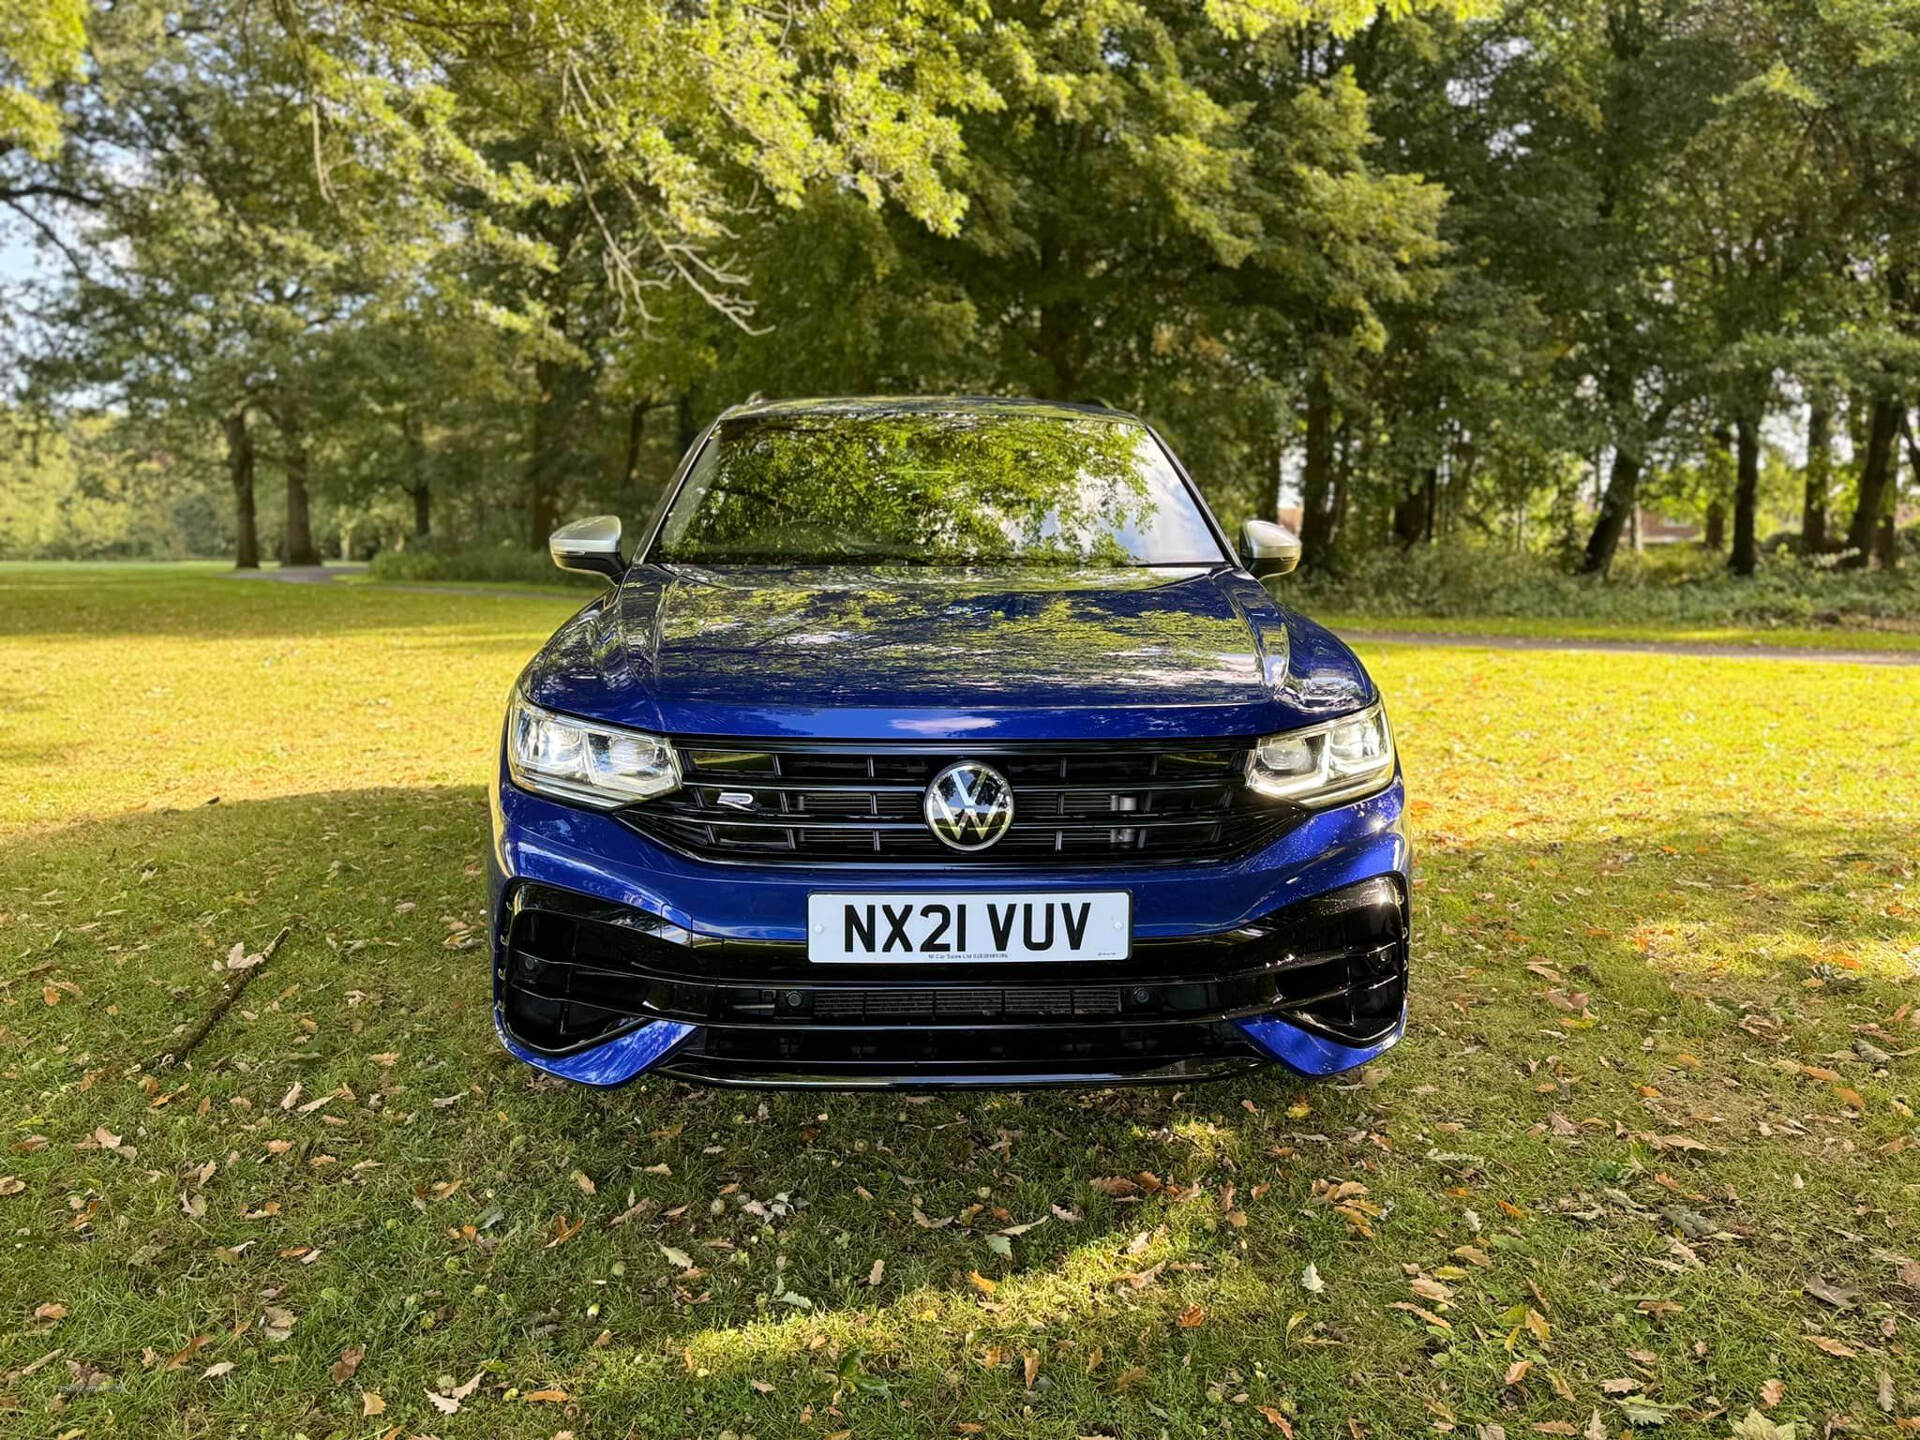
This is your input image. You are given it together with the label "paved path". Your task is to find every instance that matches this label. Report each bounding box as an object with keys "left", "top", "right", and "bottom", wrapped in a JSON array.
[
  {"left": 1338, "top": 627, "right": 1920, "bottom": 666},
  {"left": 226, "top": 563, "right": 367, "bottom": 584}
]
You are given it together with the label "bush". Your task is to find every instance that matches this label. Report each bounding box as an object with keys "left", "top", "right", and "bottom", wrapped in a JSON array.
[
  {"left": 367, "top": 542, "right": 601, "bottom": 588},
  {"left": 1291, "top": 544, "right": 1920, "bottom": 631}
]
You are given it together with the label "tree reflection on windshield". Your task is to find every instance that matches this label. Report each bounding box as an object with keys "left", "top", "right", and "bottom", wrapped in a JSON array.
[{"left": 654, "top": 406, "right": 1225, "bottom": 566}]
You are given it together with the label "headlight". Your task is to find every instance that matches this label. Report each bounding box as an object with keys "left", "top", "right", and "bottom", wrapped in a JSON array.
[
  {"left": 1246, "top": 702, "right": 1395, "bottom": 806},
  {"left": 506, "top": 694, "right": 680, "bottom": 807}
]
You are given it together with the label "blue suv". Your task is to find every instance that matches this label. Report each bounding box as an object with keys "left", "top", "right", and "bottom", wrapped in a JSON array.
[{"left": 489, "top": 397, "right": 1407, "bottom": 1088}]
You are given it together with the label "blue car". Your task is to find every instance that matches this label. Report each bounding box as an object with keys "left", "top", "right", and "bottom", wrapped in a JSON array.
[{"left": 489, "top": 397, "right": 1407, "bottom": 1088}]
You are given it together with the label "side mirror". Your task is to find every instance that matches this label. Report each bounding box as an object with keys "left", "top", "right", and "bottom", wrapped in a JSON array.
[
  {"left": 549, "top": 515, "right": 627, "bottom": 581},
  {"left": 1240, "top": 519, "right": 1301, "bottom": 579}
]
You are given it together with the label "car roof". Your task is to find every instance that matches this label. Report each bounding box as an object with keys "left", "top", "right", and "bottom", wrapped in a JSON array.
[{"left": 715, "top": 395, "right": 1145, "bottom": 425}]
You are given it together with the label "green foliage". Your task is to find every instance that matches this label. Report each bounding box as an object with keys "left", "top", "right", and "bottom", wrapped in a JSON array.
[
  {"left": 2, "top": 0, "right": 1917, "bottom": 588},
  {"left": 0, "top": 0, "right": 84, "bottom": 156},
  {"left": 1294, "top": 541, "right": 1920, "bottom": 629},
  {"left": 660, "top": 408, "right": 1185, "bottom": 565},
  {"left": 0, "top": 408, "right": 234, "bottom": 559}
]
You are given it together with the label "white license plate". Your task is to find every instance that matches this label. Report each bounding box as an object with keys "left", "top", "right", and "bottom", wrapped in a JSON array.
[{"left": 807, "top": 891, "right": 1131, "bottom": 964}]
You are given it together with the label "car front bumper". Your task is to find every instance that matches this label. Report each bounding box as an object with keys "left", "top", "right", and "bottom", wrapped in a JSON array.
[{"left": 487, "top": 774, "right": 1409, "bottom": 1089}]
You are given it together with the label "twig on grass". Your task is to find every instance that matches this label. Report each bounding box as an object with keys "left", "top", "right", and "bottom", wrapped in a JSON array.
[{"left": 152, "top": 924, "right": 293, "bottom": 1070}]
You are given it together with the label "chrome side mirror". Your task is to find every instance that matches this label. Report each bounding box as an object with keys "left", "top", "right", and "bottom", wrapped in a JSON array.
[
  {"left": 1241, "top": 519, "right": 1301, "bottom": 579},
  {"left": 549, "top": 515, "right": 627, "bottom": 581}
]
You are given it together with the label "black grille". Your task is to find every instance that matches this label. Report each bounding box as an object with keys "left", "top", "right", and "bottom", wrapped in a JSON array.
[{"left": 620, "top": 741, "right": 1292, "bottom": 865}]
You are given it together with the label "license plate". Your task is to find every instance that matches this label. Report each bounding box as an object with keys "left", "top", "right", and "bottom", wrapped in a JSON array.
[{"left": 807, "top": 891, "right": 1131, "bottom": 964}]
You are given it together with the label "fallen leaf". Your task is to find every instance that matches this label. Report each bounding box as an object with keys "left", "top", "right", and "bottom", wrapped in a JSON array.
[
  {"left": 1804, "top": 1277, "right": 1860, "bottom": 1309},
  {"left": 1258, "top": 1405, "right": 1297, "bottom": 1436},
  {"left": 659, "top": 1243, "right": 694, "bottom": 1270},
  {"left": 1177, "top": 1304, "right": 1206, "bottom": 1328},
  {"left": 1806, "top": 1336, "right": 1857, "bottom": 1358},
  {"left": 331, "top": 1344, "right": 365, "bottom": 1384},
  {"left": 259, "top": 1305, "right": 295, "bottom": 1342},
  {"left": 1730, "top": 1409, "right": 1797, "bottom": 1440},
  {"left": 361, "top": 1391, "right": 386, "bottom": 1417},
  {"left": 867, "top": 1258, "right": 884, "bottom": 1286},
  {"left": 1389, "top": 1301, "right": 1452, "bottom": 1331},
  {"left": 161, "top": 1334, "right": 211, "bottom": 1371},
  {"left": 524, "top": 1388, "right": 571, "bottom": 1403},
  {"left": 967, "top": 1270, "right": 998, "bottom": 1297},
  {"left": 202, "top": 1360, "right": 235, "bottom": 1379},
  {"left": 1760, "top": 1378, "right": 1784, "bottom": 1408},
  {"left": 1301, "top": 1261, "right": 1325, "bottom": 1293}
]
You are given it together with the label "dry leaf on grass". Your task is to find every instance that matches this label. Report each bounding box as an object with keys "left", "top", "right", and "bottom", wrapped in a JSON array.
[{"left": 331, "top": 1344, "right": 365, "bottom": 1383}]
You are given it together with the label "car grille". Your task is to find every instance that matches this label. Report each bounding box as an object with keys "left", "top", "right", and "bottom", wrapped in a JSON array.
[{"left": 618, "top": 740, "right": 1292, "bottom": 866}]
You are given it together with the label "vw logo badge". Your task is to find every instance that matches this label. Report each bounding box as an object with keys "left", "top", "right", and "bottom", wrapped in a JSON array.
[{"left": 923, "top": 760, "right": 1015, "bottom": 851}]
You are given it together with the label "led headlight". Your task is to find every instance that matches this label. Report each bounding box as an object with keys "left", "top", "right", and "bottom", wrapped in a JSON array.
[
  {"left": 1246, "top": 701, "right": 1395, "bottom": 806},
  {"left": 506, "top": 694, "right": 680, "bottom": 808}
]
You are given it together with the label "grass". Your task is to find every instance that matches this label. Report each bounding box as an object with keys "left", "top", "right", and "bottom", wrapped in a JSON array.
[{"left": 2, "top": 565, "right": 1917, "bottom": 1440}]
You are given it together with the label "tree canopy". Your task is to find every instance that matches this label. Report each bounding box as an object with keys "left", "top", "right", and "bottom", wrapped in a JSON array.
[{"left": 3, "top": 0, "right": 1918, "bottom": 576}]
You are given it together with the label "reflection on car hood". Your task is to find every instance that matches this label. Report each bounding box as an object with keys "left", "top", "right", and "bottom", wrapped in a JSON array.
[{"left": 518, "top": 563, "right": 1374, "bottom": 742}]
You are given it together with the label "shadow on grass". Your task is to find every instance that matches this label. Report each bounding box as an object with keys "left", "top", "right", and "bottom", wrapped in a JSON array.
[{"left": 2, "top": 788, "right": 1915, "bottom": 1435}]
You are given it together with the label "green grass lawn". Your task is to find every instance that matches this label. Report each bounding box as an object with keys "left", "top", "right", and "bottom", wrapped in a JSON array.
[{"left": 2, "top": 566, "right": 1917, "bottom": 1439}]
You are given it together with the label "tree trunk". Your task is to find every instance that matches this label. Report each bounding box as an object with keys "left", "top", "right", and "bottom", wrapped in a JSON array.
[
  {"left": 1802, "top": 402, "right": 1831, "bottom": 552},
  {"left": 526, "top": 357, "right": 565, "bottom": 550},
  {"left": 1881, "top": 422, "right": 1910, "bottom": 571},
  {"left": 1579, "top": 447, "right": 1641, "bottom": 576},
  {"left": 1729, "top": 410, "right": 1760, "bottom": 576},
  {"left": 1391, "top": 469, "right": 1432, "bottom": 548},
  {"left": 1704, "top": 502, "right": 1725, "bottom": 551},
  {"left": 278, "top": 406, "right": 323, "bottom": 567},
  {"left": 402, "top": 407, "right": 430, "bottom": 541},
  {"left": 1298, "top": 376, "right": 1337, "bottom": 570},
  {"left": 224, "top": 408, "right": 260, "bottom": 570},
  {"left": 1842, "top": 398, "right": 1900, "bottom": 567}
]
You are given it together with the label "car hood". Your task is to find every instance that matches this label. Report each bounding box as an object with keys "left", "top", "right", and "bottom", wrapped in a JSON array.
[{"left": 519, "top": 563, "right": 1374, "bottom": 742}]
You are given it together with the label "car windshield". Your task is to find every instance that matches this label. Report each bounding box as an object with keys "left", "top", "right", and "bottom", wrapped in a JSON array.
[{"left": 651, "top": 407, "right": 1226, "bottom": 567}]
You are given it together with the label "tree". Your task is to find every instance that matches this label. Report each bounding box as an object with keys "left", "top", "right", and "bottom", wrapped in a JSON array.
[{"left": 0, "top": 0, "right": 85, "bottom": 160}]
